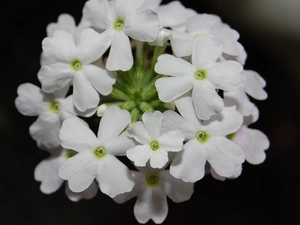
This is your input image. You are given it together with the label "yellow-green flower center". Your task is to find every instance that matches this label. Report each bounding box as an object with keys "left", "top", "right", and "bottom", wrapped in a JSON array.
[
  {"left": 226, "top": 133, "right": 236, "bottom": 140},
  {"left": 194, "top": 70, "right": 207, "bottom": 80},
  {"left": 114, "top": 17, "right": 125, "bottom": 31},
  {"left": 49, "top": 101, "right": 61, "bottom": 114},
  {"left": 145, "top": 172, "right": 160, "bottom": 187},
  {"left": 65, "top": 149, "right": 77, "bottom": 159},
  {"left": 196, "top": 130, "right": 209, "bottom": 143},
  {"left": 150, "top": 140, "right": 160, "bottom": 151},
  {"left": 71, "top": 59, "right": 83, "bottom": 71},
  {"left": 94, "top": 146, "right": 106, "bottom": 159}
]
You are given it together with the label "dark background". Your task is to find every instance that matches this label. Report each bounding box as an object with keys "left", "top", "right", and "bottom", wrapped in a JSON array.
[{"left": 1, "top": 0, "right": 299, "bottom": 224}]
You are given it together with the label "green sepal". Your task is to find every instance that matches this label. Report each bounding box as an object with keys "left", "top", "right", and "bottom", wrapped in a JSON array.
[
  {"left": 139, "top": 101, "right": 155, "bottom": 113},
  {"left": 110, "top": 87, "right": 130, "bottom": 101},
  {"left": 130, "top": 107, "right": 140, "bottom": 123}
]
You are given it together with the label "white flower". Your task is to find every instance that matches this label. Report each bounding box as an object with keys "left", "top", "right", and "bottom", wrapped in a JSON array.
[
  {"left": 224, "top": 69, "right": 268, "bottom": 116},
  {"left": 139, "top": 0, "right": 196, "bottom": 30},
  {"left": 34, "top": 145, "right": 98, "bottom": 202},
  {"left": 15, "top": 83, "right": 95, "bottom": 148},
  {"left": 155, "top": 35, "right": 243, "bottom": 120},
  {"left": 126, "top": 111, "right": 185, "bottom": 169},
  {"left": 170, "top": 13, "right": 244, "bottom": 58},
  {"left": 163, "top": 96, "right": 245, "bottom": 182},
  {"left": 83, "top": 0, "right": 159, "bottom": 71},
  {"left": 40, "top": 13, "right": 92, "bottom": 66},
  {"left": 58, "top": 105, "right": 136, "bottom": 198},
  {"left": 38, "top": 28, "right": 115, "bottom": 111},
  {"left": 113, "top": 166, "right": 193, "bottom": 224}
]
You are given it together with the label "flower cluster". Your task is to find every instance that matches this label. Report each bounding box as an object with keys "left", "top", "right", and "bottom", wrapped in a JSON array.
[{"left": 15, "top": 0, "right": 269, "bottom": 223}]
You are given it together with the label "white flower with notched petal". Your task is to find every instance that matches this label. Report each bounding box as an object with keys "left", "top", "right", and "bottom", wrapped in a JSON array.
[
  {"left": 83, "top": 0, "right": 159, "bottom": 71},
  {"left": 126, "top": 111, "right": 185, "bottom": 169},
  {"left": 224, "top": 69, "right": 268, "bottom": 116},
  {"left": 163, "top": 96, "right": 245, "bottom": 182},
  {"left": 114, "top": 166, "right": 193, "bottom": 224},
  {"left": 58, "top": 105, "right": 136, "bottom": 198},
  {"left": 34, "top": 145, "right": 98, "bottom": 202},
  {"left": 38, "top": 28, "right": 115, "bottom": 112},
  {"left": 15, "top": 83, "right": 95, "bottom": 148},
  {"left": 155, "top": 35, "right": 243, "bottom": 120}
]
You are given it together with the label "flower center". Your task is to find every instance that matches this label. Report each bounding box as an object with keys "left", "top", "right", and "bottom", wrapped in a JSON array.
[
  {"left": 150, "top": 140, "right": 160, "bottom": 151},
  {"left": 145, "top": 172, "right": 160, "bottom": 187},
  {"left": 94, "top": 146, "right": 106, "bottom": 159},
  {"left": 65, "top": 149, "right": 77, "bottom": 159},
  {"left": 194, "top": 70, "right": 207, "bottom": 80},
  {"left": 196, "top": 130, "right": 209, "bottom": 143},
  {"left": 49, "top": 101, "right": 61, "bottom": 114},
  {"left": 114, "top": 17, "right": 125, "bottom": 31},
  {"left": 71, "top": 59, "right": 83, "bottom": 71},
  {"left": 226, "top": 133, "right": 236, "bottom": 140}
]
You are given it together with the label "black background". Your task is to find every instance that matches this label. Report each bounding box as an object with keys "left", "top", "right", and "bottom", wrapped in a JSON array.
[{"left": 1, "top": 0, "right": 299, "bottom": 224}]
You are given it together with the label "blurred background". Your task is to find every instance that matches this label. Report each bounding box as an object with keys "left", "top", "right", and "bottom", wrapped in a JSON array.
[{"left": 1, "top": 0, "right": 299, "bottom": 224}]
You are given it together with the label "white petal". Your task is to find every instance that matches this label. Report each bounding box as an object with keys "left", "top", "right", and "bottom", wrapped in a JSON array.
[
  {"left": 97, "top": 105, "right": 131, "bottom": 145},
  {"left": 174, "top": 95, "right": 202, "bottom": 130},
  {"left": 78, "top": 28, "right": 111, "bottom": 64},
  {"left": 128, "top": 121, "right": 152, "bottom": 144},
  {"left": 155, "top": 1, "right": 195, "bottom": 28},
  {"left": 224, "top": 88, "right": 255, "bottom": 116},
  {"left": 155, "top": 54, "right": 195, "bottom": 77},
  {"left": 242, "top": 70, "right": 268, "bottom": 100},
  {"left": 203, "top": 105, "right": 243, "bottom": 136},
  {"left": 82, "top": 64, "right": 115, "bottom": 95},
  {"left": 162, "top": 110, "right": 196, "bottom": 140},
  {"left": 59, "top": 152, "right": 96, "bottom": 192},
  {"left": 139, "top": 0, "right": 161, "bottom": 12},
  {"left": 34, "top": 156, "right": 64, "bottom": 194},
  {"left": 192, "top": 81, "right": 224, "bottom": 120},
  {"left": 170, "top": 139, "right": 206, "bottom": 182},
  {"left": 127, "top": 145, "right": 152, "bottom": 167},
  {"left": 65, "top": 180, "right": 98, "bottom": 202},
  {"left": 106, "top": 130, "right": 136, "bottom": 156},
  {"left": 161, "top": 170, "right": 194, "bottom": 202},
  {"left": 234, "top": 126, "right": 269, "bottom": 165},
  {"left": 155, "top": 76, "right": 194, "bottom": 102},
  {"left": 192, "top": 35, "right": 223, "bottom": 69},
  {"left": 124, "top": 9, "right": 159, "bottom": 42},
  {"left": 106, "top": 31, "right": 133, "bottom": 71},
  {"left": 149, "top": 150, "right": 168, "bottom": 168},
  {"left": 170, "top": 31, "right": 194, "bottom": 57},
  {"left": 38, "top": 63, "right": 74, "bottom": 93},
  {"left": 59, "top": 116, "right": 100, "bottom": 152},
  {"left": 142, "top": 111, "right": 163, "bottom": 140},
  {"left": 134, "top": 187, "right": 168, "bottom": 224},
  {"left": 113, "top": 171, "right": 144, "bottom": 203},
  {"left": 115, "top": 0, "right": 145, "bottom": 15},
  {"left": 186, "top": 14, "right": 221, "bottom": 33},
  {"left": 96, "top": 154, "right": 134, "bottom": 198},
  {"left": 29, "top": 113, "right": 61, "bottom": 149},
  {"left": 206, "top": 137, "right": 245, "bottom": 177},
  {"left": 73, "top": 73, "right": 100, "bottom": 111},
  {"left": 207, "top": 61, "right": 243, "bottom": 91},
  {"left": 42, "top": 30, "right": 77, "bottom": 62},
  {"left": 46, "top": 13, "right": 76, "bottom": 37},
  {"left": 158, "top": 130, "right": 185, "bottom": 152},
  {"left": 83, "top": 0, "right": 115, "bottom": 30},
  {"left": 15, "top": 83, "right": 46, "bottom": 116}
]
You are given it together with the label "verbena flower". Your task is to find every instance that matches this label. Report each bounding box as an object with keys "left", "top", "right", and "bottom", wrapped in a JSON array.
[
  {"left": 15, "top": 83, "right": 95, "bottom": 148},
  {"left": 83, "top": 0, "right": 159, "bottom": 71},
  {"left": 58, "top": 105, "right": 135, "bottom": 197},
  {"left": 114, "top": 165, "right": 193, "bottom": 224},
  {"left": 126, "top": 111, "right": 185, "bottom": 168},
  {"left": 38, "top": 28, "right": 115, "bottom": 111},
  {"left": 155, "top": 35, "right": 243, "bottom": 120},
  {"left": 163, "top": 96, "right": 245, "bottom": 182}
]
